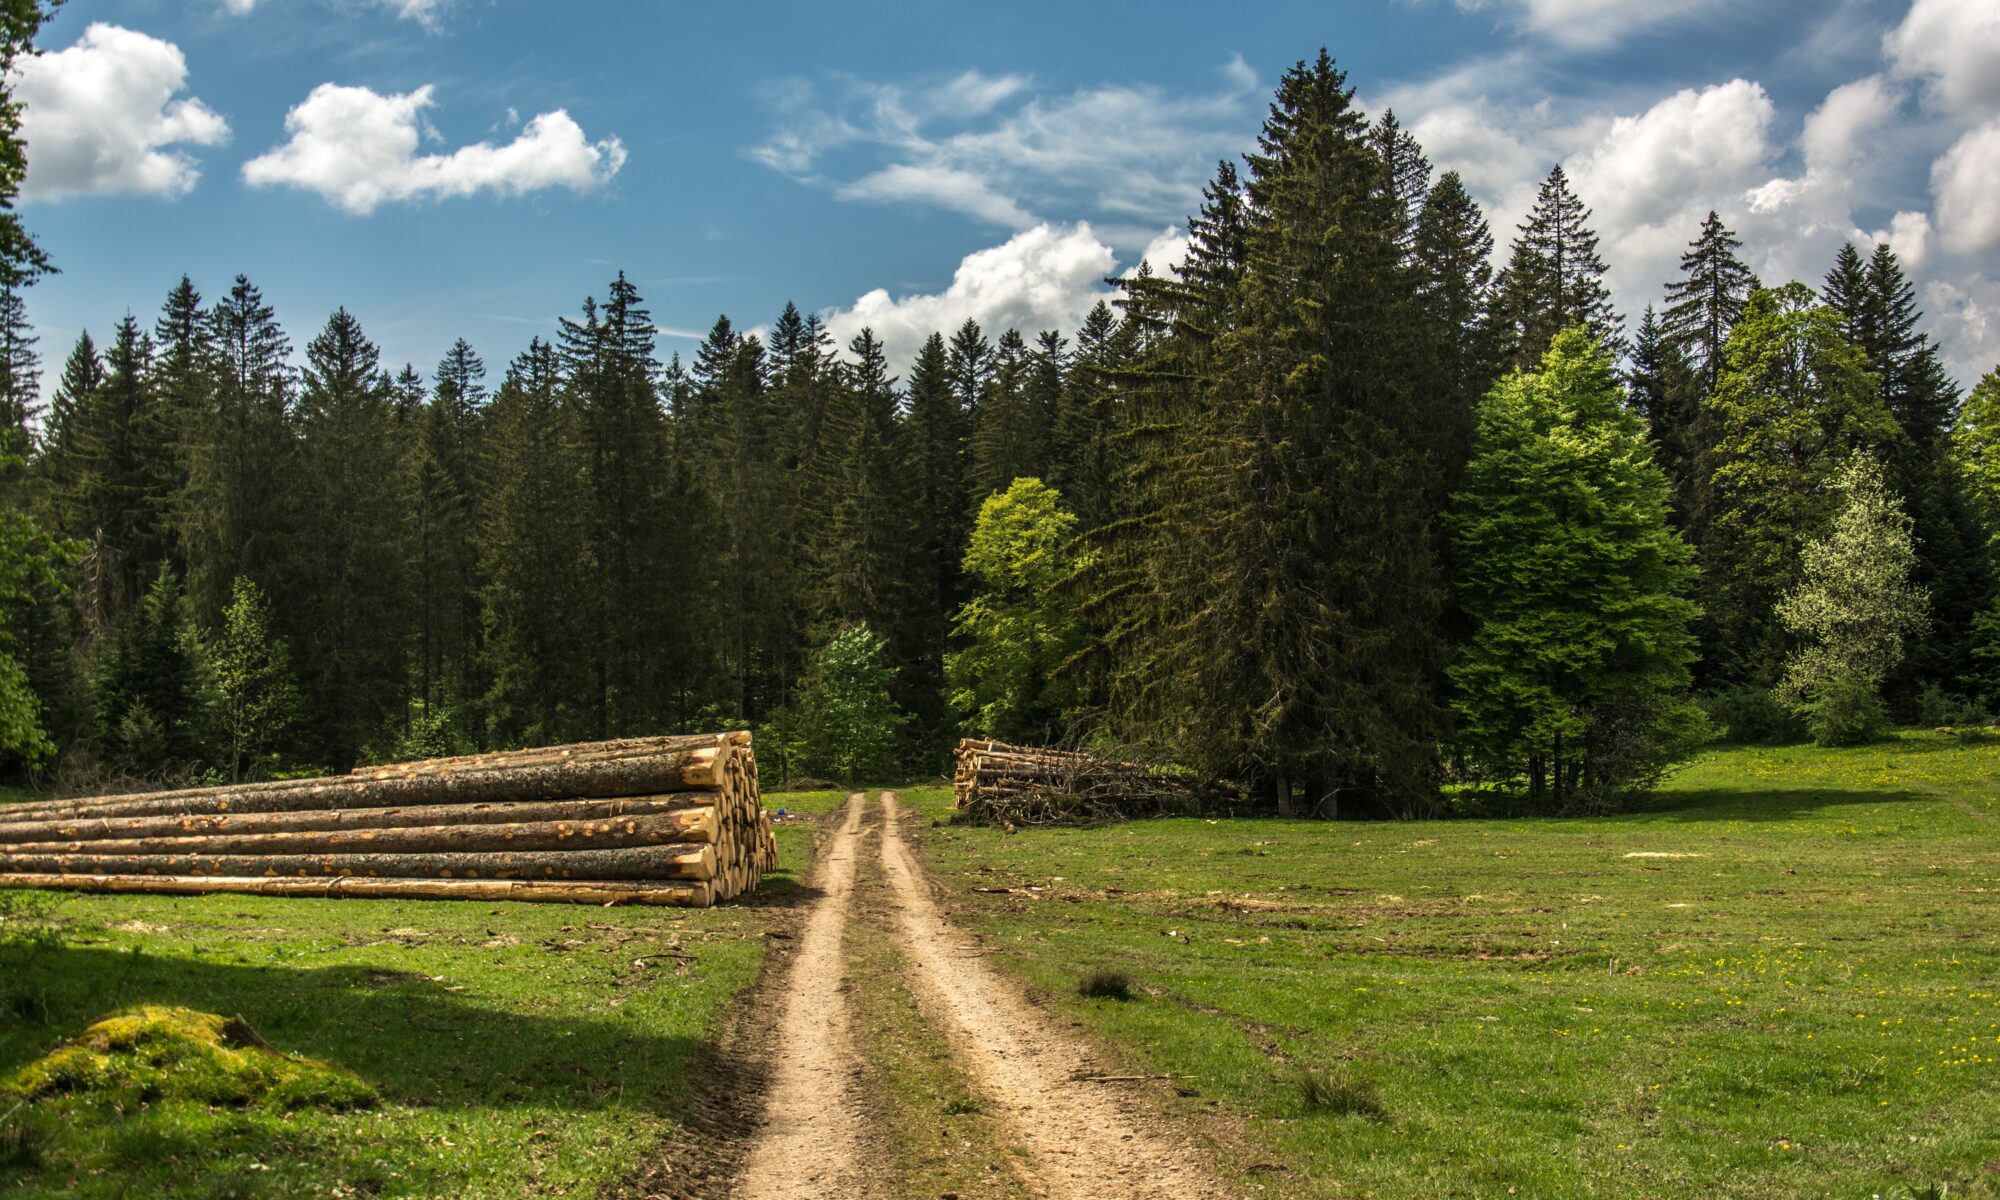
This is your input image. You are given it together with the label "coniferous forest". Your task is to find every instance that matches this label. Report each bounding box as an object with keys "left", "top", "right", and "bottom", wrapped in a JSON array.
[{"left": 5, "top": 49, "right": 1999, "bottom": 816}]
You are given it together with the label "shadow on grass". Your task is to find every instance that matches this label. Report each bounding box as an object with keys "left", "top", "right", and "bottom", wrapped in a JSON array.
[
  {"left": 1631, "top": 786, "right": 1938, "bottom": 824},
  {"left": 0, "top": 943, "right": 709, "bottom": 1118}
]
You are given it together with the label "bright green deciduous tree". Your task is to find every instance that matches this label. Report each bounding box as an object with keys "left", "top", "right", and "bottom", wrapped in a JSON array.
[
  {"left": 784, "top": 623, "right": 908, "bottom": 783},
  {"left": 1953, "top": 367, "right": 2000, "bottom": 553},
  {"left": 1775, "top": 455, "right": 1928, "bottom": 746},
  {"left": 210, "top": 576, "right": 299, "bottom": 782},
  {"left": 948, "top": 477, "right": 1088, "bottom": 745},
  {"left": 1450, "top": 327, "right": 1704, "bottom": 810}
]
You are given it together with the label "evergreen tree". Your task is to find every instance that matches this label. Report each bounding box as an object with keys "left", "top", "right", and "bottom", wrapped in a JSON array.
[
  {"left": 1775, "top": 455, "right": 1928, "bottom": 745},
  {"left": 1491, "top": 165, "right": 1622, "bottom": 368},
  {"left": 1048, "top": 302, "right": 1120, "bottom": 526},
  {"left": 477, "top": 339, "right": 590, "bottom": 745},
  {"left": 405, "top": 351, "right": 482, "bottom": 722},
  {"left": 180, "top": 276, "right": 296, "bottom": 625},
  {"left": 1628, "top": 306, "right": 1700, "bottom": 516},
  {"left": 903, "top": 330, "right": 968, "bottom": 748},
  {"left": 0, "top": 448, "right": 75, "bottom": 770},
  {"left": 1411, "top": 169, "right": 1499, "bottom": 500},
  {"left": 293, "top": 308, "right": 406, "bottom": 768},
  {"left": 151, "top": 277, "right": 210, "bottom": 516},
  {"left": 209, "top": 575, "right": 298, "bottom": 782},
  {"left": 1695, "top": 283, "right": 1899, "bottom": 683},
  {"left": 35, "top": 330, "right": 98, "bottom": 525},
  {"left": 93, "top": 564, "right": 211, "bottom": 779},
  {"left": 0, "top": 282, "right": 35, "bottom": 470},
  {"left": 969, "top": 328, "right": 1040, "bottom": 503},
  {"left": 1660, "top": 211, "right": 1758, "bottom": 394},
  {"left": 1371, "top": 109, "right": 1432, "bottom": 265},
  {"left": 1450, "top": 328, "right": 1702, "bottom": 810}
]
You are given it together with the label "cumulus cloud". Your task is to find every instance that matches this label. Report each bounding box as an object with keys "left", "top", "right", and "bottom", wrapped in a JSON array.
[
  {"left": 753, "top": 61, "right": 1257, "bottom": 250},
  {"left": 14, "top": 23, "right": 229, "bottom": 201},
  {"left": 1885, "top": 0, "right": 2000, "bottom": 119},
  {"left": 1800, "top": 74, "right": 1901, "bottom": 171},
  {"left": 819, "top": 222, "right": 1118, "bottom": 373},
  {"left": 243, "top": 83, "right": 626, "bottom": 214},
  {"left": 1933, "top": 119, "right": 2000, "bottom": 258}
]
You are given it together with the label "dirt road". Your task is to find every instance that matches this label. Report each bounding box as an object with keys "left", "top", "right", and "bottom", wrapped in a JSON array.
[{"left": 731, "top": 791, "right": 1226, "bottom": 1200}]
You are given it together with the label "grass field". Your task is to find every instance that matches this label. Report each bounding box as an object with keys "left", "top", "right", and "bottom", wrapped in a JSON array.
[
  {"left": 914, "top": 735, "right": 2000, "bottom": 1199},
  {"left": 0, "top": 796, "right": 842, "bottom": 1200}
]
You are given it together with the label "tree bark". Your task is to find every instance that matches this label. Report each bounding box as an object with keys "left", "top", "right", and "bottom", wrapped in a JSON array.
[
  {"left": 0, "top": 842, "right": 716, "bottom": 882},
  {"left": 0, "top": 808, "right": 718, "bottom": 858},
  {"left": 0, "top": 793, "right": 720, "bottom": 847},
  {"left": 0, "top": 872, "right": 714, "bottom": 906}
]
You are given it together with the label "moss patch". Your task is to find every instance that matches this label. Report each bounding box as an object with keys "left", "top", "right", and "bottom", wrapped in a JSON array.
[{"left": 5, "top": 1005, "right": 375, "bottom": 1113}]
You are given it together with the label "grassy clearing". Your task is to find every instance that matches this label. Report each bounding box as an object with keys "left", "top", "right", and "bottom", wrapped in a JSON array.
[
  {"left": 913, "top": 734, "right": 2000, "bottom": 1199},
  {"left": 0, "top": 787, "right": 852, "bottom": 1199}
]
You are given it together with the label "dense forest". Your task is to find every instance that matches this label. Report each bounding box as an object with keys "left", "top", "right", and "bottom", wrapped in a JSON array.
[{"left": 4, "top": 48, "right": 2000, "bottom": 816}]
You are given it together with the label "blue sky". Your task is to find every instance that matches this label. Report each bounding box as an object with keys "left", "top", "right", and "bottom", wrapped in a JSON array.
[{"left": 14, "top": 0, "right": 2000, "bottom": 392}]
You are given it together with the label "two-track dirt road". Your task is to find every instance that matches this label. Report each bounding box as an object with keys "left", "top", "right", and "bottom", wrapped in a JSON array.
[{"left": 734, "top": 792, "right": 1226, "bottom": 1200}]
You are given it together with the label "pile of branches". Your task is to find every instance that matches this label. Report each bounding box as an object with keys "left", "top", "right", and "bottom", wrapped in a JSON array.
[
  {"left": 0, "top": 731, "right": 776, "bottom": 908},
  {"left": 953, "top": 739, "right": 1233, "bottom": 826}
]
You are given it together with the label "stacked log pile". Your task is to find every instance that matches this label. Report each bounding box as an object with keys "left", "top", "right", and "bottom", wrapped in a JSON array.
[
  {"left": 953, "top": 739, "right": 1232, "bottom": 825},
  {"left": 0, "top": 732, "right": 777, "bottom": 907}
]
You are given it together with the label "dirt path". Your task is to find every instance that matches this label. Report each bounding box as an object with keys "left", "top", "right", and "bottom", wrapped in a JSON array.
[
  {"left": 874, "top": 791, "right": 1224, "bottom": 1200},
  {"left": 729, "top": 791, "right": 1226, "bottom": 1200},
  {"left": 734, "top": 793, "right": 870, "bottom": 1200}
]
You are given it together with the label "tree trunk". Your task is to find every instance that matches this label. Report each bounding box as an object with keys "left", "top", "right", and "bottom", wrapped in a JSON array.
[
  {"left": 0, "top": 872, "right": 714, "bottom": 906},
  {"left": 0, "top": 807, "right": 718, "bottom": 858},
  {"left": 0, "top": 842, "right": 716, "bottom": 882},
  {"left": 0, "top": 792, "right": 721, "bottom": 847}
]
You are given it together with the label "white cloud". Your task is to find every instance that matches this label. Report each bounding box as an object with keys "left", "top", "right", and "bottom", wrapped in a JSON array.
[
  {"left": 819, "top": 222, "right": 1118, "bottom": 373},
  {"left": 838, "top": 163, "right": 1035, "bottom": 229},
  {"left": 243, "top": 83, "right": 626, "bottom": 214},
  {"left": 1800, "top": 74, "right": 1900, "bottom": 171},
  {"left": 1567, "top": 80, "right": 1776, "bottom": 249},
  {"left": 1453, "top": 0, "right": 1722, "bottom": 49},
  {"left": 1885, "top": 0, "right": 2000, "bottom": 119},
  {"left": 14, "top": 23, "right": 229, "bottom": 201},
  {"left": 753, "top": 61, "right": 1258, "bottom": 249},
  {"left": 1129, "top": 226, "right": 1188, "bottom": 278},
  {"left": 223, "top": 0, "right": 448, "bottom": 27},
  {"left": 1933, "top": 119, "right": 2000, "bottom": 258}
]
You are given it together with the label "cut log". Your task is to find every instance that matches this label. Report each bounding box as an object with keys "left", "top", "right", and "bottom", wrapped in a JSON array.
[
  {"left": 0, "top": 744, "right": 729, "bottom": 823},
  {"left": 0, "top": 842, "right": 716, "bottom": 882},
  {"left": 0, "top": 792, "right": 722, "bottom": 847},
  {"left": 0, "top": 872, "right": 714, "bottom": 906},
  {"left": 0, "top": 807, "right": 718, "bottom": 858}
]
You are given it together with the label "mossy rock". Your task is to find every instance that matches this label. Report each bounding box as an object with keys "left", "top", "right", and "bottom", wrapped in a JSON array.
[{"left": 2, "top": 1005, "right": 376, "bottom": 1112}]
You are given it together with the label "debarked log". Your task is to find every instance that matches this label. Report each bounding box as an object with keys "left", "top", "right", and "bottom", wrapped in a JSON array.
[
  {"left": 0, "top": 872, "right": 715, "bottom": 906},
  {"left": 0, "top": 842, "right": 717, "bottom": 882},
  {"left": 0, "top": 793, "right": 723, "bottom": 847},
  {"left": 0, "top": 807, "right": 720, "bottom": 858}
]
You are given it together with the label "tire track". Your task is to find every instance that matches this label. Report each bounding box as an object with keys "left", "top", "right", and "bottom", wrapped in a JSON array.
[
  {"left": 735, "top": 793, "right": 871, "bottom": 1199},
  {"left": 875, "top": 791, "right": 1223, "bottom": 1200}
]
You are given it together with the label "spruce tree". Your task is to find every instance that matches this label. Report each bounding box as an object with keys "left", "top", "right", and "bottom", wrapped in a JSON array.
[
  {"left": 1491, "top": 165, "right": 1622, "bottom": 368},
  {"left": 1661, "top": 211, "right": 1758, "bottom": 395},
  {"left": 180, "top": 276, "right": 297, "bottom": 625},
  {"left": 903, "top": 330, "right": 968, "bottom": 749},
  {"left": 1629, "top": 306, "right": 1700, "bottom": 516},
  {"left": 93, "top": 564, "right": 212, "bottom": 779},
  {"left": 1411, "top": 169, "right": 1498, "bottom": 498},
  {"left": 0, "top": 283, "right": 35, "bottom": 471},
  {"left": 1450, "top": 328, "right": 1701, "bottom": 809},
  {"left": 1371, "top": 109, "right": 1432, "bottom": 265},
  {"left": 294, "top": 308, "right": 407, "bottom": 768},
  {"left": 477, "top": 339, "right": 590, "bottom": 745}
]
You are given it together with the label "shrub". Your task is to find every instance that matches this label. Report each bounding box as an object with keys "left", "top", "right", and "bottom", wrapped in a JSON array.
[
  {"left": 1700, "top": 685, "right": 1804, "bottom": 744},
  {"left": 1797, "top": 674, "right": 1889, "bottom": 747}
]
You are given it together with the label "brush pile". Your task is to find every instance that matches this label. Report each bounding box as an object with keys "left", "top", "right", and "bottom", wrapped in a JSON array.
[
  {"left": 952, "top": 739, "right": 1230, "bottom": 825},
  {"left": 0, "top": 731, "right": 775, "bottom": 907}
]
